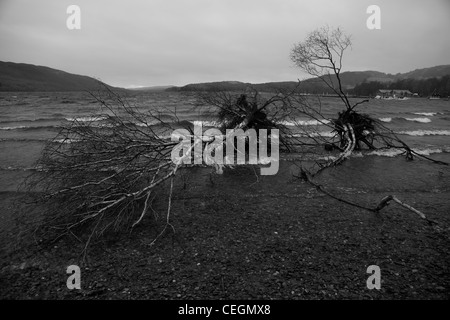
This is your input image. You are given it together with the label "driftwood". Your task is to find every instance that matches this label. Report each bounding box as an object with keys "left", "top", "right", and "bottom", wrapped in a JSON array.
[
  {"left": 297, "top": 167, "right": 438, "bottom": 225},
  {"left": 374, "top": 195, "right": 431, "bottom": 222}
]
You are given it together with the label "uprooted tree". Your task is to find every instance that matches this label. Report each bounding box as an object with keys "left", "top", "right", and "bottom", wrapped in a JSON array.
[
  {"left": 22, "top": 85, "right": 295, "bottom": 252},
  {"left": 290, "top": 26, "right": 408, "bottom": 162},
  {"left": 288, "top": 25, "right": 447, "bottom": 220},
  {"left": 22, "top": 26, "right": 447, "bottom": 253},
  {"left": 22, "top": 89, "right": 184, "bottom": 250},
  {"left": 195, "top": 88, "right": 297, "bottom": 153}
]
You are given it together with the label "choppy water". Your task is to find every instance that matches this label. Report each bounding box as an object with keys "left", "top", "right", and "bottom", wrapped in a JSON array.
[{"left": 0, "top": 91, "right": 449, "bottom": 193}]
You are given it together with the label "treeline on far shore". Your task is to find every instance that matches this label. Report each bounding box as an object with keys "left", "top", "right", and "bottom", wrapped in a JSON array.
[
  {"left": 165, "top": 76, "right": 450, "bottom": 98},
  {"left": 351, "top": 75, "right": 450, "bottom": 97}
]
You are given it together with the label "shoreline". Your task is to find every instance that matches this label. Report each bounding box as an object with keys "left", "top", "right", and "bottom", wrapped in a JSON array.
[{"left": 0, "top": 160, "right": 449, "bottom": 299}]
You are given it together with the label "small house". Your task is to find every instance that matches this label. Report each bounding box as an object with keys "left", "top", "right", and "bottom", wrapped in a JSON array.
[{"left": 377, "top": 89, "right": 413, "bottom": 99}]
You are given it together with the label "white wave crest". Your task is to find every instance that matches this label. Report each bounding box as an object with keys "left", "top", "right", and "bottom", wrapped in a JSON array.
[
  {"left": 65, "top": 116, "right": 108, "bottom": 122},
  {"left": 281, "top": 119, "right": 330, "bottom": 126},
  {"left": 193, "top": 120, "right": 220, "bottom": 127},
  {"left": 292, "top": 131, "right": 336, "bottom": 138},
  {"left": 0, "top": 126, "right": 27, "bottom": 130},
  {"left": 405, "top": 117, "right": 431, "bottom": 123},
  {"left": 413, "top": 112, "right": 438, "bottom": 116},
  {"left": 368, "top": 147, "right": 448, "bottom": 157},
  {"left": 53, "top": 138, "right": 79, "bottom": 144},
  {"left": 379, "top": 118, "right": 392, "bottom": 123},
  {"left": 368, "top": 149, "right": 405, "bottom": 157},
  {"left": 397, "top": 130, "right": 450, "bottom": 136},
  {"left": 414, "top": 148, "right": 447, "bottom": 156}
]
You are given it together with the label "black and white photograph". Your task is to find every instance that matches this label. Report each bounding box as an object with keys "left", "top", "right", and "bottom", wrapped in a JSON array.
[{"left": 0, "top": 0, "right": 449, "bottom": 305}]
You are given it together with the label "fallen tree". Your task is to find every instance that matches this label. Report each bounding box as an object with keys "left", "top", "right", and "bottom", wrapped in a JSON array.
[
  {"left": 289, "top": 26, "right": 448, "bottom": 219},
  {"left": 22, "top": 85, "right": 295, "bottom": 253},
  {"left": 22, "top": 28, "right": 448, "bottom": 255},
  {"left": 23, "top": 88, "right": 184, "bottom": 251},
  {"left": 196, "top": 88, "right": 297, "bottom": 153}
]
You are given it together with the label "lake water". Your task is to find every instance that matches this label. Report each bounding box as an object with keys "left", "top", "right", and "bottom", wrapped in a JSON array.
[{"left": 1, "top": 91, "right": 450, "bottom": 195}]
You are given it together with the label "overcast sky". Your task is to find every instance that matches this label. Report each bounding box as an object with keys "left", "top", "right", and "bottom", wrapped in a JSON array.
[{"left": 0, "top": 0, "right": 449, "bottom": 88}]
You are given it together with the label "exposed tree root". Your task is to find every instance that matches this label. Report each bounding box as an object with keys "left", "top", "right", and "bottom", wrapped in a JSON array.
[{"left": 314, "top": 123, "right": 356, "bottom": 176}]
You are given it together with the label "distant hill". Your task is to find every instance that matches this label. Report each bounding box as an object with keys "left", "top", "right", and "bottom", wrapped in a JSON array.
[
  {"left": 2, "top": 61, "right": 448, "bottom": 93},
  {"left": 128, "top": 85, "right": 175, "bottom": 92},
  {"left": 394, "top": 65, "right": 450, "bottom": 80},
  {"left": 167, "top": 81, "right": 253, "bottom": 92},
  {"left": 167, "top": 65, "right": 450, "bottom": 93},
  {"left": 166, "top": 81, "right": 300, "bottom": 93},
  {"left": 0, "top": 61, "right": 118, "bottom": 92}
]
